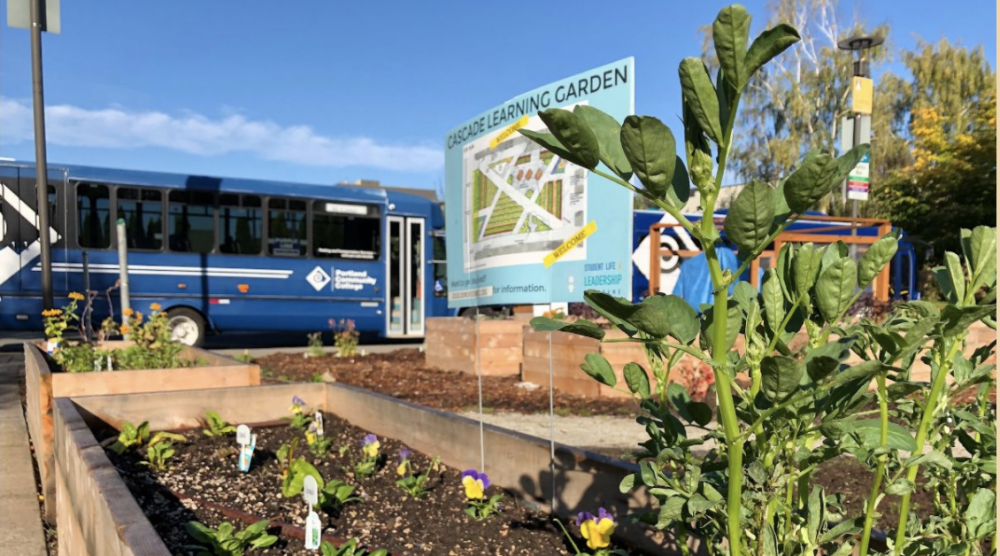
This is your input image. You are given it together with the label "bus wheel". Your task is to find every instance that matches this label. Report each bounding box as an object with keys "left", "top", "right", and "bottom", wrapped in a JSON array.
[{"left": 166, "top": 308, "right": 205, "bottom": 347}]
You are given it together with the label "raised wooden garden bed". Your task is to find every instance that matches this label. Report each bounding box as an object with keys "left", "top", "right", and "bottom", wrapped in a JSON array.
[
  {"left": 25, "top": 340, "right": 260, "bottom": 523},
  {"left": 425, "top": 317, "right": 525, "bottom": 377},
  {"left": 53, "top": 383, "right": 688, "bottom": 555}
]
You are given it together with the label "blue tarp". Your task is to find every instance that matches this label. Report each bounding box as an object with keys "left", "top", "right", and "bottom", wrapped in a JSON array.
[{"left": 672, "top": 249, "right": 741, "bottom": 311}]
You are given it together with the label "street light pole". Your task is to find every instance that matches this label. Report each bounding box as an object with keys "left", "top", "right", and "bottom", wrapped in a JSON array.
[{"left": 29, "top": 0, "right": 53, "bottom": 310}]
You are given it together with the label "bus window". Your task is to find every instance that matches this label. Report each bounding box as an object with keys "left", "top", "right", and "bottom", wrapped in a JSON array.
[
  {"left": 117, "top": 188, "right": 163, "bottom": 251},
  {"left": 311, "top": 201, "right": 380, "bottom": 260},
  {"left": 168, "top": 190, "right": 215, "bottom": 253},
  {"left": 77, "top": 183, "right": 111, "bottom": 249},
  {"left": 219, "top": 194, "right": 262, "bottom": 255},
  {"left": 267, "top": 198, "right": 307, "bottom": 257}
]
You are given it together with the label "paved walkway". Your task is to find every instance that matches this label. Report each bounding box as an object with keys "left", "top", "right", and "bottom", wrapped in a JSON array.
[{"left": 0, "top": 352, "right": 48, "bottom": 556}]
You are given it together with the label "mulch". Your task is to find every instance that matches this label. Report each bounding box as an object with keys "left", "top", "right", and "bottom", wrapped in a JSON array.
[{"left": 256, "top": 350, "right": 639, "bottom": 417}]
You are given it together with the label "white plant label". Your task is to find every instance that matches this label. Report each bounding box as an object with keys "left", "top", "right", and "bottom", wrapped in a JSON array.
[
  {"left": 302, "top": 475, "right": 319, "bottom": 508},
  {"left": 314, "top": 412, "right": 324, "bottom": 436},
  {"left": 236, "top": 424, "right": 251, "bottom": 446},
  {"left": 304, "top": 510, "right": 322, "bottom": 550}
]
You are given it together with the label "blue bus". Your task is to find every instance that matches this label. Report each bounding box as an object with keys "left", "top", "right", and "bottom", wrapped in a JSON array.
[{"left": 0, "top": 161, "right": 450, "bottom": 345}]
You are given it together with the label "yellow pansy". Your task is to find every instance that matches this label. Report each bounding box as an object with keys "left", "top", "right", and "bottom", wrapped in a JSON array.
[
  {"left": 363, "top": 441, "right": 380, "bottom": 459},
  {"left": 396, "top": 462, "right": 407, "bottom": 476},
  {"left": 462, "top": 475, "right": 484, "bottom": 500},
  {"left": 305, "top": 432, "right": 316, "bottom": 445}
]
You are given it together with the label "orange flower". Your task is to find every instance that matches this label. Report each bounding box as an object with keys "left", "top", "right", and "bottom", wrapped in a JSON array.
[
  {"left": 123, "top": 307, "right": 134, "bottom": 317},
  {"left": 41, "top": 309, "right": 62, "bottom": 317},
  {"left": 68, "top": 292, "right": 85, "bottom": 301},
  {"left": 119, "top": 324, "right": 129, "bottom": 335},
  {"left": 149, "top": 303, "right": 162, "bottom": 311}
]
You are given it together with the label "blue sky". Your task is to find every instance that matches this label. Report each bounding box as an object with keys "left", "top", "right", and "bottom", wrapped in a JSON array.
[{"left": 0, "top": 0, "right": 994, "bottom": 191}]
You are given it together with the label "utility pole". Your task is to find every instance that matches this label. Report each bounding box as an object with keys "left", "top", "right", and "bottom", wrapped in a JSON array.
[
  {"left": 838, "top": 34, "right": 883, "bottom": 259},
  {"left": 29, "top": 0, "right": 54, "bottom": 309}
]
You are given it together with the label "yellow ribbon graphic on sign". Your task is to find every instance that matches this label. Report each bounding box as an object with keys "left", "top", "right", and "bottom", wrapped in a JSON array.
[
  {"left": 544, "top": 221, "right": 597, "bottom": 267},
  {"left": 489, "top": 115, "right": 530, "bottom": 150}
]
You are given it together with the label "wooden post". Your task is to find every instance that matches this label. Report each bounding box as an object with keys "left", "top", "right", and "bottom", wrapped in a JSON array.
[{"left": 649, "top": 227, "right": 661, "bottom": 297}]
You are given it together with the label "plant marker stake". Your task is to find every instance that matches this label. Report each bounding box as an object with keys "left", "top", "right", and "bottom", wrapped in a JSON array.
[
  {"left": 303, "top": 475, "right": 321, "bottom": 550},
  {"left": 314, "top": 411, "right": 324, "bottom": 437},
  {"left": 106, "top": 355, "right": 113, "bottom": 372},
  {"left": 236, "top": 425, "right": 254, "bottom": 473}
]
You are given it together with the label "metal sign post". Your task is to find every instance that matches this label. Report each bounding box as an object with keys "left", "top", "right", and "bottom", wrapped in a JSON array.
[{"left": 9, "top": 0, "right": 60, "bottom": 309}]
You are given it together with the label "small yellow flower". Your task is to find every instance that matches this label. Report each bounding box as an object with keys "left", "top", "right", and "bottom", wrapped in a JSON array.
[
  {"left": 150, "top": 303, "right": 162, "bottom": 311},
  {"left": 123, "top": 308, "right": 134, "bottom": 317},
  {"left": 396, "top": 462, "right": 407, "bottom": 477},
  {"left": 68, "top": 292, "right": 85, "bottom": 301},
  {"left": 362, "top": 441, "right": 380, "bottom": 459},
  {"left": 580, "top": 518, "right": 614, "bottom": 550},
  {"left": 305, "top": 432, "right": 316, "bottom": 445},
  {"left": 462, "top": 475, "right": 485, "bottom": 500},
  {"left": 41, "top": 309, "right": 62, "bottom": 317},
  {"left": 119, "top": 324, "right": 129, "bottom": 335}
]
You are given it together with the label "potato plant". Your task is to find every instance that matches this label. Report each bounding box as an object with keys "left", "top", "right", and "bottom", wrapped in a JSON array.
[{"left": 522, "top": 5, "right": 996, "bottom": 555}]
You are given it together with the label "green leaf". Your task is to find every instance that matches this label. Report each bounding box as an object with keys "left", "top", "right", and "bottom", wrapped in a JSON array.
[
  {"left": 783, "top": 151, "right": 839, "bottom": 214},
  {"left": 745, "top": 24, "right": 801, "bottom": 85},
  {"left": 968, "top": 226, "right": 997, "bottom": 288},
  {"left": 573, "top": 105, "right": 632, "bottom": 181},
  {"left": 678, "top": 58, "right": 723, "bottom": 144},
  {"left": 670, "top": 157, "right": 692, "bottom": 209},
  {"left": 528, "top": 316, "right": 605, "bottom": 340},
  {"left": 623, "top": 362, "right": 651, "bottom": 399},
  {"left": 688, "top": 402, "right": 713, "bottom": 427},
  {"left": 885, "top": 478, "right": 913, "bottom": 496},
  {"left": 583, "top": 290, "right": 638, "bottom": 335},
  {"left": 724, "top": 181, "right": 774, "bottom": 252},
  {"left": 834, "top": 144, "right": 870, "bottom": 186},
  {"left": 657, "top": 496, "right": 687, "bottom": 525},
  {"left": 904, "top": 450, "right": 953, "bottom": 471},
  {"left": 712, "top": 5, "right": 751, "bottom": 91},
  {"left": 806, "top": 355, "right": 840, "bottom": 383},
  {"left": 731, "top": 281, "right": 758, "bottom": 312},
  {"left": 687, "top": 492, "right": 720, "bottom": 516},
  {"left": 858, "top": 235, "right": 899, "bottom": 289},
  {"left": 944, "top": 251, "right": 967, "bottom": 305},
  {"left": 794, "top": 243, "right": 822, "bottom": 300},
  {"left": 537, "top": 108, "right": 600, "bottom": 169},
  {"left": 816, "top": 258, "right": 857, "bottom": 323},
  {"left": 807, "top": 486, "right": 824, "bottom": 545},
  {"left": 701, "top": 301, "right": 742, "bottom": 354},
  {"left": 620, "top": 115, "right": 676, "bottom": 200},
  {"left": 841, "top": 419, "right": 917, "bottom": 451},
  {"left": 762, "top": 269, "right": 785, "bottom": 333},
  {"left": 518, "top": 129, "right": 593, "bottom": 170},
  {"left": 760, "top": 356, "right": 803, "bottom": 401},
  {"left": 631, "top": 295, "right": 700, "bottom": 344},
  {"left": 619, "top": 473, "right": 636, "bottom": 494},
  {"left": 580, "top": 353, "right": 616, "bottom": 387},
  {"left": 965, "top": 488, "right": 997, "bottom": 540},
  {"left": 940, "top": 304, "right": 997, "bottom": 337}
]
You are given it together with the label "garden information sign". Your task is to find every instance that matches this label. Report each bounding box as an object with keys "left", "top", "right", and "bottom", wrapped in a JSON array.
[{"left": 444, "top": 59, "right": 635, "bottom": 307}]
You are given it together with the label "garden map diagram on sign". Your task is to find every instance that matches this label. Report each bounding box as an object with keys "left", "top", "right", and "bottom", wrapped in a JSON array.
[{"left": 463, "top": 106, "right": 587, "bottom": 272}]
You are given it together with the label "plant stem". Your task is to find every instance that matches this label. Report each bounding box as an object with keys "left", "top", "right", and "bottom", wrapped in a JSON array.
[
  {"left": 892, "top": 338, "right": 964, "bottom": 553},
  {"left": 676, "top": 521, "right": 692, "bottom": 556},
  {"left": 860, "top": 373, "right": 889, "bottom": 555}
]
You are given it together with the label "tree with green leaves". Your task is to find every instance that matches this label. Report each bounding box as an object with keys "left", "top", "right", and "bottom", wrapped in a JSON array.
[{"left": 521, "top": 4, "right": 996, "bottom": 556}]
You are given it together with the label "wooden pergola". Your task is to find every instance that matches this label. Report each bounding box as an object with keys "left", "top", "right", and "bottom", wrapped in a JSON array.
[{"left": 646, "top": 215, "right": 894, "bottom": 301}]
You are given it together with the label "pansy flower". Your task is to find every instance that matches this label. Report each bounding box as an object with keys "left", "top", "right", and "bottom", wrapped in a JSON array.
[
  {"left": 68, "top": 292, "right": 85, "bottom": 301},
  {"left": 396, "top": 448, "right": 412, "bottom": 476},
  {"left": 576, "top": 507, "right": 615, "bottom": 550},
  {"left": 461, "top": 469, "right": 490, "bottom": 500},
  {"left": 305, "top": 422, "right": 317, "bottom": 445},
  {"left": 361, "top": 433, "right": 380, "bottom": 458},
  {"left": 289, "top": 396, "right": 305, "bottom": 414}
]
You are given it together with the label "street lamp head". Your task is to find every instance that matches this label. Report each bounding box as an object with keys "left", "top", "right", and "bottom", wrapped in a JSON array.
[{"left": 838, "top": 34, "right": 885, "bottom": 52}]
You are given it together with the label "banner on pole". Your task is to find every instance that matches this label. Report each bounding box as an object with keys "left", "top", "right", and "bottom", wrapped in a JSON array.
[
  {"left": 847, "top": 151, "right": 871, "bottom": 201},
  {"left": 444, "top": 58, "right": 635, "bottom": 308}
]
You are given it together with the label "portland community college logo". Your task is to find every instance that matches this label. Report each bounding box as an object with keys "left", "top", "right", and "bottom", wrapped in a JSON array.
[{"left": 306, "top": 266, "right": 331, "bottom": 292}]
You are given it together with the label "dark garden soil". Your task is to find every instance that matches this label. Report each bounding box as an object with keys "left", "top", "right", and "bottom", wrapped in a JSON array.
[
  {"left": 256, "top": 350, "right": 640, "bottom": 417},
  {"left": 101, "top": 412, "right": 654, "bottom": 556}
]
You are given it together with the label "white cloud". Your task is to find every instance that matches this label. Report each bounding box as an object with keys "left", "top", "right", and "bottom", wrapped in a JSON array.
[{"left": 0, "top": 98, "right": 443, "bottom": 172}]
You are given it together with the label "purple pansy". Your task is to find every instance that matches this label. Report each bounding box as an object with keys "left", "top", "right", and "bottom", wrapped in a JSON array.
[
  {"left": 575, "top": 511, "right": 596, "bottom": 527},
  {"left": 461, "top": 469, "right": 491, "bottom": 490},
  {"left": 398, "top": 448, "right": 413, "bottom": 462},
  {"left": 292, "top": 395, "right": 305, "bottom": 406},
  {"left": 361, "top": 433, "right": 378, "bottom": 446},
  {"left": 575, "top": 507, "right": 614, "bottom": 527}
]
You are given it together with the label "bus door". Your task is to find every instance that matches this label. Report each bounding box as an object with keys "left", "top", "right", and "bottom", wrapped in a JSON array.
[{"left": 386, "top": 216, "right": 425, "bottom": 337}]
